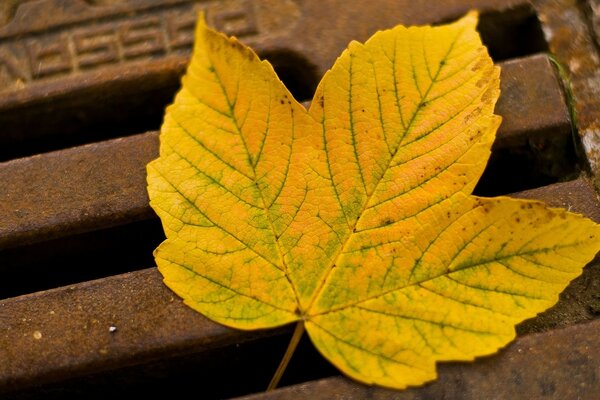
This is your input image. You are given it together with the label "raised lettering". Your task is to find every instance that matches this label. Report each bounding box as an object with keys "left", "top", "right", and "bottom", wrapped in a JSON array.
[
  {"left": 0, "top": 47, "right": 30, "bottom": 90},
  {"left": 165, "top": 11, "right": 197, "bottom": 50},
  {"left": 120, "top": 16, "right": 166, "bottom": 59},
  {"left": 210, "top": 0, "right": 258, "bottom": 38},
  {"left": 73, "top": 26, "right": 119, "bottom": 68},
  {"left": 27, "top": 35, "right": 72, "bottom": 78}
]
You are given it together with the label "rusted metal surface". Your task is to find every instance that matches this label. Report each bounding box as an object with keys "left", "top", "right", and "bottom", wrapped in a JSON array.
[
  {"left": 0, "top": 0, "right": 534, "bottom": 160},
  {"left": 496, "top": 54, "right": 570, "bottom": 148},
  {"left": 239, "top": 318, "right": 600, "bottom": 400},
  {"left": 1, "top": 178, "right": 598, "bottom": 397},
  {"left": 535, "top": 0, "right": 600, "bottom": 188}
]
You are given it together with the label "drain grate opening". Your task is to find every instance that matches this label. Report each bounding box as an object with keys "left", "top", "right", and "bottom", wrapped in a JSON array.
[
  {"left": 477, "top": 5, "right": 548, "bottom": 61},
  {"left": 434, "top": 5, "right": 548, "bottom": 62},
  {"left": 0, "top": 219, "right": 164, "bottom": 300},
  {"left": 474, "top": 137, "right": 579, "bottom": 197},
  {"left": 260, "top": 50, "right": 321, "bottom": 102}
]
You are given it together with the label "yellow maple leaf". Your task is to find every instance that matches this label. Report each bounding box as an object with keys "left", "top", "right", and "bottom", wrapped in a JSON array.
[{"left": 146, "top": 12, "right": 600, "bottom": 390}]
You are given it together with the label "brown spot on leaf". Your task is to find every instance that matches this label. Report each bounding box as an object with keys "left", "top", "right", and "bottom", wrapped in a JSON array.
[
  {"left": 230, "top": 39, "right": 255, "bottom": 61},
  {"left": 463, "top": 107, "right": 482, "bottom": 125},
  {"left": 475, "top": 76, "right": 487, "bottom": 88},
  {"left": 471, "top": 56, "right": 487, "bottom": 71}
]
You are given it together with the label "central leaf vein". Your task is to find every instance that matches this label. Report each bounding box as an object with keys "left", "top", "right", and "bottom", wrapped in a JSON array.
[{"left": 307, "top": 28, "right": 466, "bottom": 312}]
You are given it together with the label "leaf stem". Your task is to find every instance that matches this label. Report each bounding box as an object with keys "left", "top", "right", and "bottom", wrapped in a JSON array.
[{"left": 267, "top": 321, "right": 305, "bottom": 391}]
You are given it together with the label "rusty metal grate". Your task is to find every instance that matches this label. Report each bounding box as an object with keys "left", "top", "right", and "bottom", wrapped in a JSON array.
[{"left": 1, "top": 1, "right": 600, "bottom": 399}]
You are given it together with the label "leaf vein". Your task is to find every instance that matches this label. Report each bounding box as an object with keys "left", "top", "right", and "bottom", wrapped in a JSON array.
[
  {"left": 172, "top": 117, "right": 254, "bottom": 181},
  {"left": 356, "top": 305, "right": 500, "bottom": 336},
  {"left": 168, "top": 145, "right": 262, "bottom": 210},
  {"left": 163, "top": 258, "right": 291, "bottom": 312},
  {"left": 311, "top": 321, "right": 422, "bottom": 370},
  {"left": 153, "top": 167, "right": 282, "bottom": 270}
]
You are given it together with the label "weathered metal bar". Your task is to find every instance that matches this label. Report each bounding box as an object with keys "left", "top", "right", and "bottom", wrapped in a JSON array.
[
  {"left": 1, "top": 178, "right": 598, "bottom": 397},
  {"left": 0, "top": 133, "right": 158, "bottom": 250},
  {"left": 495, "top": 55, "right": 570, "bottom": 149},
  {"left": 0, "top": 0, "right": 537, "bottom": 161},
  {"left": 238, "top": 318, "right": 600, "bottom": 400}
]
